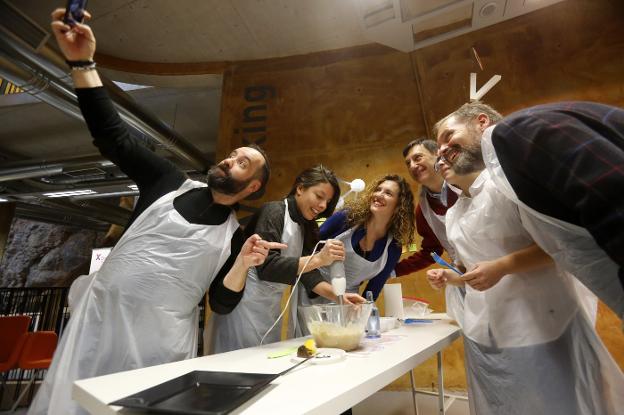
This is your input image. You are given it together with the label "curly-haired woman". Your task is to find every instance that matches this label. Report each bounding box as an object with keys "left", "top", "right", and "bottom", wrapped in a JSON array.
[{"left": 318, "top": 174, "right": 416, "bottom": 300}]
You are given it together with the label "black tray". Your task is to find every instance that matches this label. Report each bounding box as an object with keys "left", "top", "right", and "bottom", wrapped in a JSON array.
[{"left": 109, "top": 370, "right": 279, "bottom": 415}]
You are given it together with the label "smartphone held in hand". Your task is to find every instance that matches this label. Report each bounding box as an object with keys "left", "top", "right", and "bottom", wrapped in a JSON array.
[{"left": 64, "top": 0, "right": 88, "bottom": 26}]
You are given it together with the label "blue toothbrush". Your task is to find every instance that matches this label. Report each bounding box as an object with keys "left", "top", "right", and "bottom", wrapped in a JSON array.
[
  {"left": 404, "top": 319, "right": 434, "bottom": 324},
  {"left": 431, "top": 252, "right": 464, "bottom": 276}
]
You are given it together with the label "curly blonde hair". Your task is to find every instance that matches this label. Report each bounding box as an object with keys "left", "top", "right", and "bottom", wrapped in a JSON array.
[{"left": 344, "top": 175, "right": 416, "bottom": 246}]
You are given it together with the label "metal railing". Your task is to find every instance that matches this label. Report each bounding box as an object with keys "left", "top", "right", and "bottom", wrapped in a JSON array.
[
  {"left": 0, "top": 287, "right": 70, "bottom": 334},
  {"left": 0, "top": 288, "right": 69, "bottom": 409},
  {"left": 0, "top": 287, "right": 205, "bottom": 409}
]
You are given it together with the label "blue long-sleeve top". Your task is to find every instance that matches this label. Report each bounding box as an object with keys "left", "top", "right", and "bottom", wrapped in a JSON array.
[{"left": 319, "top": 210, "right": 402, "bottom": 300}]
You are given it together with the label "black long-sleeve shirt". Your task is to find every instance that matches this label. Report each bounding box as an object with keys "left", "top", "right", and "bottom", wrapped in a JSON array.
[{"left": 75, "top": 86, "right": 244, "bottom": 313}]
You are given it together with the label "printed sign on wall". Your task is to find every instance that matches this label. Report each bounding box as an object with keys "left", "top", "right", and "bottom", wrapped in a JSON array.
[{"left": 89, "top": 247, "right": 111, "bottom": 273}]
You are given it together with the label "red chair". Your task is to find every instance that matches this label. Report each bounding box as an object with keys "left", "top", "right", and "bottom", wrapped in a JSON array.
[
  {"left": 0, "top": 316, "right": 31, "bottom": 372},
  {"left": 10, "top": 331, "right": 58, "bottom": 411},
  {"left": 0, "top": 316, "right": 31, "bottom": 402}
]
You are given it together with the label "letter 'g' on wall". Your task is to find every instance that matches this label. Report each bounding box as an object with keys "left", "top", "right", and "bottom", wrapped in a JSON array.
[
  {"left": 244, "top": 86, "right": 276, "bottom": 102},
  {"left": 236, "top": 85, "right": 276, "bottom": 147}
]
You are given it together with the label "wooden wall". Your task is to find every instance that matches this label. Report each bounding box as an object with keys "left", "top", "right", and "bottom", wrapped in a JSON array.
[
  {"left": 412, "top": 0, "right": 624, "bottom": 128},
  {"left": 217, "top": 0, "right": 624, "bottom": 391},
  {"left": 218, "top": 43, "right": 425, "bottom": 201}
]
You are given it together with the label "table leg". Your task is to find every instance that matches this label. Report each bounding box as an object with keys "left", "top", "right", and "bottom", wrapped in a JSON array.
[
  {"left": 10, "top": 369, "right": 37, "bottom": 411},
  {"left": 409, "top": 369, "right": 419, "bottom": 415},
  {"left": 437, "top": 351, "right": 445, "bottom": 415}
]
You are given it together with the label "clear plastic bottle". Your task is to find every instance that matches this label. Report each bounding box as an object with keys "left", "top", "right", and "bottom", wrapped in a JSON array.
[{"left": 365, "top": 291, "right": 381, "bottom": 338}]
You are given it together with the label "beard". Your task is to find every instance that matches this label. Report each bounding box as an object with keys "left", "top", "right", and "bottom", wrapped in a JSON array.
[
  {"left": 450, "top": 144, "right": 484, "bottom": 175},
  {"left": 449, "top": 127, "right": 484, "bottom": 175},
  {"left": 207, "top": 164, "right": 251, "bottom": 195}
]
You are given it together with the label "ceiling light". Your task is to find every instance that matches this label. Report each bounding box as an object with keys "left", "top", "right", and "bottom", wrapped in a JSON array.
[
  {"left": 127, "top": 184, "right": 138, "bottom": 190},
  {"left": 112, "top": 81, "right": 152, "bottom": 92},
  {"left": 43, "top": 189, "right": 97, "bottom": 198},
  {"left": 0, "top": 197, "right": 9, "bottom": 202}
]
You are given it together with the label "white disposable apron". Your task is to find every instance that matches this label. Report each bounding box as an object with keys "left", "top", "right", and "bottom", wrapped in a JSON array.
[
  {"left": 446, "top": 170, "right": 577, "bottom": 348},
  {"left": 418, "top": 186, "right": 465, "bottom": 322},
  {"left": 297, "top": 226, "right": 391, "bottom": 335},
  {"left": 210, "top": 199, "right": 304, "bottom": 353},
  {"left": 319, "top": 226, "right": 391, "bottom": 294},
  {"left": 481, "top": 126, "right": 623, "bottom": 319},
  {"left": 29, "top": 179, "right": 237, "bottom": 415},
  {"left": 443, "top": 135, "right": 624, "bottom": 415},
  {"left": 419, "top": 186, "right": 458, "bottom": 262}
]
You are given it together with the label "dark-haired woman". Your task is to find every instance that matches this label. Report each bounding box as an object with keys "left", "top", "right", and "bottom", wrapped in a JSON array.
[
  {"left": 210, "top": 165, "right": 364, "bottom": 353},
  {"left": 318, "top": 175, "right": 416, "bottom": 300}
]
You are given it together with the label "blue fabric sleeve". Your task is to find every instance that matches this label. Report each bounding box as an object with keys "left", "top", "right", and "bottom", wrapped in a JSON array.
[
  {"left": 362, "top": 240, "right": 403, "bottom": 300},
  {"left": 319, "top": 210, "right": 349, "bottom": 240}
]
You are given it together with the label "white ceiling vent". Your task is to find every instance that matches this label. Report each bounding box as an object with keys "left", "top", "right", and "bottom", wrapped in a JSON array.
[
  {"left": 479, "top": 2, "right": 498, "bottom": 17},
  {"left": 355, "top": 0, "right": 568, "bottom": 52}
]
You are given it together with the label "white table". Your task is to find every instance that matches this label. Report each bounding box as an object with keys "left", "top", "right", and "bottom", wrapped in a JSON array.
[{"left": 74, "top": 319, "right": 461, "bottom": 415}]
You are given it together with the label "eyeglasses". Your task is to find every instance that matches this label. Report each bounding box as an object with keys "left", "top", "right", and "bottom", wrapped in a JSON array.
[{"left": 434, "top": 156, "right": 450, "bottom": 173}]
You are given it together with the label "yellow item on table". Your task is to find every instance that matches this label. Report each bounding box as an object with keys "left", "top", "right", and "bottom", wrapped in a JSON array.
[{"left": 297, "top": 339, "right": 317, "bottom": 358}]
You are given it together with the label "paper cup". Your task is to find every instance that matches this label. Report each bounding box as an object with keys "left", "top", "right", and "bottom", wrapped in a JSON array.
[{"left": 383, "top": 283, "right": 404, "bottom": 319}]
